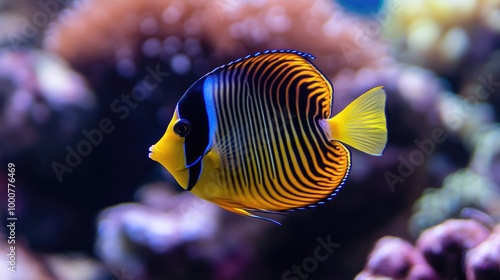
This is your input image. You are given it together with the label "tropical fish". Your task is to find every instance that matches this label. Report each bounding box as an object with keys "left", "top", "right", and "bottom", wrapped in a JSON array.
[{"left": 149, "top": 50, "right": 387, "bottom": 224}]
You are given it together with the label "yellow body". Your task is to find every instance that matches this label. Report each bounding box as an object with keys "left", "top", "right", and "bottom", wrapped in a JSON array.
[
  {"left": 150, "top": 51, "right": 387, "bottom": 223},
  {"left": 150, "top": 86, "right": 387, "bottom": 221}
]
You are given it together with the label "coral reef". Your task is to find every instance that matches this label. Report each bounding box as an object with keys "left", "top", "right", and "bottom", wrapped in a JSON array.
[
  {"left": 1, "top": 0, "right": 498, "bottom": 279},
  {"left": 416, "top": 219, "right": 490, "bottom": 279},
  {"left": 466, "top": 225, "right": 500, "bottom": 280},
  {"left": 356, "top": 236, "right": 439, "bottom": 280},
  {"left": 95, "top": 184, "right": 221, "bottom": 279},
  {"left": 44, "top": 0, "right": 213, "bottom": 77},
  {"left": 410, "top": 169, "right": 500, "bottom": 236},
  {"left": 357, "top": 219, "right": 499, "bottom": 280},
  {"left": 0, "top": 238, "right": 53, "bottom": 280},
  {"left": 0, "top": 233, "right": 103, "bottom": 280},
  {"left": 382, "top": 0, "right": 500, "bottom": 74},
  {"left": 95, "top": 182, "right": 274, "bottom": 280},
  {"left": 0, "top": 49, "right": 96, "bottom": 159},
  {"left": 44, "top": 0, "right": 391, "bottom": 80}
]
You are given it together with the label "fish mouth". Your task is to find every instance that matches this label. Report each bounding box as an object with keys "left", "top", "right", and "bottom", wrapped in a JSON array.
[
  {"left": 148, "top": 145, "right": 154, "bottom": 158},
  {"left": 149, "top": 145, "right": 187, "bottom": 171}
]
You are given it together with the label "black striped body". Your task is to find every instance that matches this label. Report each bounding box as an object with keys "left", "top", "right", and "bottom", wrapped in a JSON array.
[{"left": 189, "top": 51, "right": 351, "bottom": 212}]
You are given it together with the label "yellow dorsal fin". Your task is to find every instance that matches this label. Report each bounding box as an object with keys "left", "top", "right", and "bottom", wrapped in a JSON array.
[{"left": 326, "top": 86, "right": 387, "bottom": 156}]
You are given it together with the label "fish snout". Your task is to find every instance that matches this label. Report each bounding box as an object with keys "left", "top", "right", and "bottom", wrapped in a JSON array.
[
  {"left": 148, "top": 145, "right": 158, "bottom": 160},
  {"left": 148, "top": 144, "right": 187, "bottom": 171}
]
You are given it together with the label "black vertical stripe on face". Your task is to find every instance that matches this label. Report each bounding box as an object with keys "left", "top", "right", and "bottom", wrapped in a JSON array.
[
  {"left": 187, "top": 161, "right": 202, "bottom": 191},
  {"left": 176, "top": 77, "right": 210, "bottom": 189}
]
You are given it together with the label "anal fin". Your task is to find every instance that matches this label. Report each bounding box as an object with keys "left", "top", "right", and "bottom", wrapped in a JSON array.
[{"left": 217, "top": 204, "right": 282, "bottom": 226}]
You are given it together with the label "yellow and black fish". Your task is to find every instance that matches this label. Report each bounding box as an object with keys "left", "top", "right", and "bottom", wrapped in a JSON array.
[{"left": 149, "top": 50, "right": 387, "bottom": 224}]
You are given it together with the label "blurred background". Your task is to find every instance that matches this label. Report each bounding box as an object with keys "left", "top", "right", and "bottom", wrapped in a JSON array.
[{"left": 0, "top": 0, "right": 499, "bottom": 279}]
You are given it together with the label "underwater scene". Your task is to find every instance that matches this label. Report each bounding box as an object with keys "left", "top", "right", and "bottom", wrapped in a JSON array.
[{"left": 1, "top": 0, "right": 500, "bottom": 279}]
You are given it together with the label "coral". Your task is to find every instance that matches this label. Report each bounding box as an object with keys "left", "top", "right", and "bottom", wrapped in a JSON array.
[
  {"left": 437, "top": 93, "right": 495, "bottom": 149},
  {"left": 44, "top": 254, "right": 106, "bottom": 280},
  {"left": 95, "top": 187, "right": 221, "bottom": 279},
  {"left": 409, "top": 40, "right": 500, "bottom": 240},
  {"left": 470, "top": 126, "right": 500, "bottom": 188},
  {"left": 409, "top": 169, "right": 500, "bottom": 236},
  {"left": 94, "top": 182, "right": 274, "bottom": 280},
  {"left": 0, "top": 236, "right": 53, "bottom": 280},
  {"left": 466, "top": 225, "right": 500, "bottom": 280},
  {"left": 416, "top": 219, "right": 490, "bottom": 279},
  {"left": 382, "top": 0, "right": 500, "bottom": 74},
  {"left": 44, "top": 0, "right": 391, "bottom": 79},
  {"left": 357, "top": 219, "right": 497, "bottom": 280},
  {"left": 458, "top": 50, "right": 500, "bottom": 114},
  {"left": 0, "top": 49, "right": 96, "bottom": 159},
  {"left": 44, "top": 0, "right": 212, "bottom": 77},
  {"left": 355, "top": 236, "right": 439, "bottom": 280},
  {"left": 0, "top": 234, "right": 105, "bottom": 280},
  {"left": 5, "top": 1, "right": 497, "bottom": 280}
]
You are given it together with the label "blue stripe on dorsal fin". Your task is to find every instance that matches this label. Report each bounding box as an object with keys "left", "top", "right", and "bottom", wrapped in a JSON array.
[
  {"left": 206, "top": 49, "right": 316, "bottom": 75},
  {"left": 262, "top": 49, "right": 316, "bottom": 60}
]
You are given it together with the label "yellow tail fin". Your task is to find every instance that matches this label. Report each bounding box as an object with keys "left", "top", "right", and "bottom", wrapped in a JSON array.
[{"left": 326, "top": 86, "right": 387, "bottom": 156}]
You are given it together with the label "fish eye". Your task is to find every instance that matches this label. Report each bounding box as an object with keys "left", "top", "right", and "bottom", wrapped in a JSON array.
[{"left": 173, "top": 119, "right": 191, "bottom": 137}]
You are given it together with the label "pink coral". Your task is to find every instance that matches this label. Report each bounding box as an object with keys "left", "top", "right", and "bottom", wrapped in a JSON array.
[
  {"left": 466, "top": 225, "right": 500, "bottom": 280},
  {"left": 44, "top": 0, "right": 390, "bottom": 78},
  {"left": 416, "top": 219, "right": 490, "bottom": 279},
  {"left": 357, "top": 219, "right": 500, "bottom": 280},
  {"left": 356, "top": 236, "right": 439, "bottom": 280}
]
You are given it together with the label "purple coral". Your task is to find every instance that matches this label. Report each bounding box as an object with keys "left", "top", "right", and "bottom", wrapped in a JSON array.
[
  {"left": 465, "top": 225, "right": 500, "bottom": 280},
  {"left": 416, "top": 219, "right": 490, "bottom": 280},
  {"left": 357, "top": 219, "right": 498, "bottom": 280},
  {"left": 356, "top": 236, "right": 439, "bottom": 280},
  {"left": 0, "top": 50, "right": 95, "bottom": 158}
]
